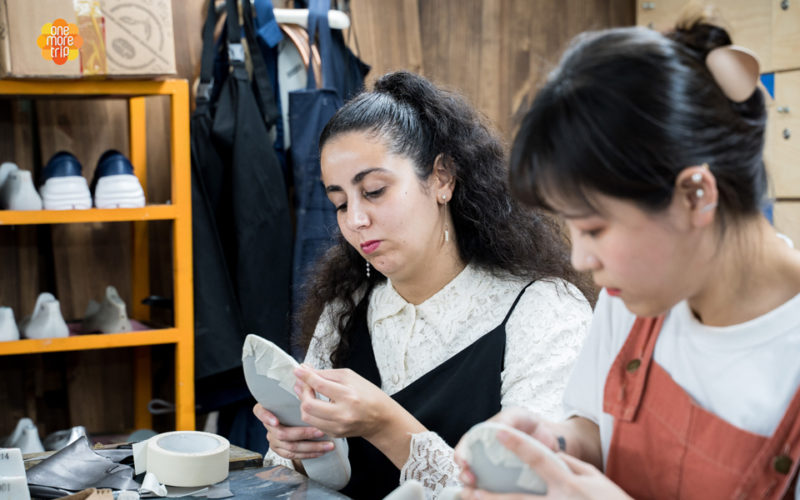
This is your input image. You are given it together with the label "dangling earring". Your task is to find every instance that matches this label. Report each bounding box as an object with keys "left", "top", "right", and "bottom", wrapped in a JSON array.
[
  {"left": 366, "top": 261, "right": 371, "bottom": 278},
  {"left": 442, "top": 194, "right": 450, "bottom": 243}
]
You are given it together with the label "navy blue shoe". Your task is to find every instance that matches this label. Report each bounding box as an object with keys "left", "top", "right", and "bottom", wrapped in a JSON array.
[
  {"left": 39, "top": 152, "right": 92, "bottom": 210},
  {"left": 90, "top": 150, "right": 145, "bottom": 208}
]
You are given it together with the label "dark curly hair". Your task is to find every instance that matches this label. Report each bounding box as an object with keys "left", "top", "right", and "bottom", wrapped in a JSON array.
[
  {"left": 298, "top": 71, "right": 595, "bottom": 368},
  {"left": 510, "top": 15, "right": 767, "bottom": 234}
]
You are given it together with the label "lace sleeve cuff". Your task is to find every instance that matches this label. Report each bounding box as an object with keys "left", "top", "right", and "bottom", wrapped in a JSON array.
[
  {"left": 263, "top": 448, "right": 295, "bottom": 470},
  {"left": 400, "top": 431, "right": 461, "bottom": 499}
]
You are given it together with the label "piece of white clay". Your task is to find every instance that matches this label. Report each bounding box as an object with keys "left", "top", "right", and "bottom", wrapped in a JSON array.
[
  {"left": 459, "top": 421, "right": 568, "bottom": 495},
  {"left": 242, "top": 334, "right": 351, "bottom": 490}
]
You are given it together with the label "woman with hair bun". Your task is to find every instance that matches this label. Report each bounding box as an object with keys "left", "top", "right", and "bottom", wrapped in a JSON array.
[
  {"left": 455, "top": 15, "right": 800, "bottom": 500},
  {"left": 253, "top": 71, "right": 594, "bottom": 498}
]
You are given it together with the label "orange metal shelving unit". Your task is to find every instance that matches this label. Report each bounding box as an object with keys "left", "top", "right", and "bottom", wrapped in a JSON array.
[{"left": 0, "top": 79, "right": 195, "bottom": 431}]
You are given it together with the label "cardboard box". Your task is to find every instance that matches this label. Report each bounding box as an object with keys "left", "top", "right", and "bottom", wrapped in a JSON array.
[{"left": 0, "top": 0, "right": 176, "bottom": 78}]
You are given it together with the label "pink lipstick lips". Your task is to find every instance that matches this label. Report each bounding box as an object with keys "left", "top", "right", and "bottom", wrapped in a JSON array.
[{"left": 361, "top": 240, "right": 380, "bottom": 254}]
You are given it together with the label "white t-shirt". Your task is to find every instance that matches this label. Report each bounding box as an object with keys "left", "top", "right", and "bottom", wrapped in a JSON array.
[
  {"left": 564, "top": 289, "right": 800, "bottom": 499},
  {"left": 265, "top": 263, "right": 592, "bottom": 498}
]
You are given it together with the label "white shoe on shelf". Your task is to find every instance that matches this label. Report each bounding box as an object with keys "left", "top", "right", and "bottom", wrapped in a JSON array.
[
  {"left": 39, "top": 152, "right": 92, "bottom": 210},
  {"left": 2, "top": 417, "right": 45, "bottom": 454},
  {"left": 0, "top": 169, "right": 43, "bottom": 210},
  {"left": 20, "top": 292, "right": 69, "bottom": 340},
  {"left": 82, "top": 285, "right": 132, "bottom": 334},
  {"left": 0, "top": 306, "right": 20, "bottom": 341}
]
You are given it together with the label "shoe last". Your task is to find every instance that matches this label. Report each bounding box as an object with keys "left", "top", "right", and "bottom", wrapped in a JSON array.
[
  {"left": 83, "top": 285, "right": 132, "bottom": 333},
  {"left": 21, "top": 293, "right": 69, "bottom": 340},
  {"left": 2, "top": 417, "right": 45, "bottom": 454},
  {"left": 0, "top": 306, "right": 20, "bottom": 341},
  {"left": 0, "top": 169, "right": 43, "bottom": 210}
]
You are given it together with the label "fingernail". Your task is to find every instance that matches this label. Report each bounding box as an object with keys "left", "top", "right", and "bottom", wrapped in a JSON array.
[
  {"left": 294, "top": 385, "right": 301, "bottom": 396},
  {"left": 323, "top": 442, "right": 334, "bottom": 450},
  {"left": 269, "top": 418, "right": 277, "bottom": 426},
  {"left": 496, "top": 430, "right": 510, "bottom": 444},
  {"left": 313, "top": 429, "right": 324, "bottom": 438}
]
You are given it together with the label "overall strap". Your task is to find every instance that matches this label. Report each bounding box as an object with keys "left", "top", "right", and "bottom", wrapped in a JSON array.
[
  {"left": 602, "top": 315, "right": 665, "bottom": 422},
  {"left": 734, "top": 381, "right": 800, "bottom": 500}
]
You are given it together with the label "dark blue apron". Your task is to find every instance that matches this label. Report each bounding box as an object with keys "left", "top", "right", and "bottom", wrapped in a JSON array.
[{"left": 288, "top": 0, "right": 342, "bottom": 315}]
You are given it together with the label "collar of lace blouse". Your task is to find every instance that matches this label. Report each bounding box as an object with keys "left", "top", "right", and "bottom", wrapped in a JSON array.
[{"left": 371, "top": 262, "right": 480, "bottom": 323}]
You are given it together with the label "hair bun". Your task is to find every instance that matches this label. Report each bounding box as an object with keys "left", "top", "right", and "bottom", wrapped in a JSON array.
[
  {"left": 373, "top": 71, "right": 435, "bottom": 109},
  {"left": 668, "top": 15, "right": 732, "bottom": 58}
]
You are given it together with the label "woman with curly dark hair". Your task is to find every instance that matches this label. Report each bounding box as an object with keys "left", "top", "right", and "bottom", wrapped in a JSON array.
[{"left": 253, "top": 71, "right": 594, "bottom": 499}]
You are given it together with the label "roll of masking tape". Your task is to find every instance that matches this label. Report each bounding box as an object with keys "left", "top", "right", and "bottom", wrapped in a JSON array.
[{"left": 139, "top": 431, "right": 230, "bottom": 487}]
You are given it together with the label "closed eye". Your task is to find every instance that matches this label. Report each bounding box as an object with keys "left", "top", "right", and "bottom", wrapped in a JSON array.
[
  {"left": 364, "top": 187, "right": 385, "bottom": 199},
  {"left": 581, "top": 228, "right": 604, "bottom": 238}
]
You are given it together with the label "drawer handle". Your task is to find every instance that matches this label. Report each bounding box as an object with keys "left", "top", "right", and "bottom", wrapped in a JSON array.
[
  {"left": 777, "top": 106, "right": 791, "bottom": 114},
  {"left": 783, "top": 128, "right": 792, "bottom": 140},
  {"left": 642, "top": 2, "right": 656, "bottom": 10},
  {"left": 782, "top": 0, "right": 789, "bottom": 10}
]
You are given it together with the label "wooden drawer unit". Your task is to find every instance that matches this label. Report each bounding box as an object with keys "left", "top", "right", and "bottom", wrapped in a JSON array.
[
  {"left": 774, "top": 201, "right": 800, "bottom": 247},
  {"left": 637, "top": 0, "right": 800, "bottom": 73},
  {"left": 765, "top": 71, "right": 800, "bottom": 198}
]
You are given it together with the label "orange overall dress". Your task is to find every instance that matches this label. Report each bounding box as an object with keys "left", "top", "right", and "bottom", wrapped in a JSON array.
[{"left": 603, "top": 316, "right": 800, "bottom": 500}]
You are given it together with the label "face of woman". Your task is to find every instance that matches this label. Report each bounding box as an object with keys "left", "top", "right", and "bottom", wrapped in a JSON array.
[
  {"left": 560, "top": 192, "right": 708, "bottom": 317},
  {"left": 321, "top": 131, "right": 447, "bottom": 284}
]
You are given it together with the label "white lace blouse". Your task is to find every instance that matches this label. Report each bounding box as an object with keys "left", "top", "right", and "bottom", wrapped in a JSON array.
[{"left": 264, "top": 263, "right": 592, "bottom": 498}]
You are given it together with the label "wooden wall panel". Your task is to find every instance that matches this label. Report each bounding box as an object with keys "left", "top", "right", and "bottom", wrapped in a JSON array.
[
  {"left": 349, "top": 0, "right": 423, "bottom": 77},
  {"left": 418, "top": 0, "right": 635, "bottom": 139}
]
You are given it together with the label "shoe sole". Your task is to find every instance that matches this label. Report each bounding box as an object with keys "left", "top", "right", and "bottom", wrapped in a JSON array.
[
  {"left": 40, "top": 176, "right": 92, "bottom": 210},
  {"left": 94, "top": 175, "right": 145, "bottom": 208}
]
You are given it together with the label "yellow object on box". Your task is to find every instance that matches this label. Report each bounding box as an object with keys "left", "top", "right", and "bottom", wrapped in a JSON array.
[{"left": 0, "top": 0, "right": 176, "bottom": 78}]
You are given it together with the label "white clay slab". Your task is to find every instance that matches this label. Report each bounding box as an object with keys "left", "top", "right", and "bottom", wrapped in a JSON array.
[
  {"left": 459, "top": 421, "right": 569, "bottom": 495},
  {"left": 242, "top": 334, "right": 351, "bottom": 490}
]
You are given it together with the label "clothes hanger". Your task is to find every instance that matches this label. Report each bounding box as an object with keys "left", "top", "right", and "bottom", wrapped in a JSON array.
[
  {"left": 213, "top": 0, "right": 351, "bottom": 29},
  {"left": 273, "top": 8, "right": 350, "bottom": 29}
]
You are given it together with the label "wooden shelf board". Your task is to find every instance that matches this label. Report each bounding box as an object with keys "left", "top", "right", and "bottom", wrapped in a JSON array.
[
  {"left": 0, "top": 205, "right": 177, "bottom": 225},
  {"left": 0, "top": 328, "right": 180, "bottom": 355},
  {"left": 0, "top": 79, "right": 186, "bottom": 98}
]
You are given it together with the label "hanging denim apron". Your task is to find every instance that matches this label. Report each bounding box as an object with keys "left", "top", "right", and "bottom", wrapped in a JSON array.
[{"left": 288, "top": 0, "right": 345, "bottom": 318}]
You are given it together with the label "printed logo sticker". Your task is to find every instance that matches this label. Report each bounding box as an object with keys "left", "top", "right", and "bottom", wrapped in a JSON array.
[{"left": 37, "top": 19, "right": 84, "bottom": 65}]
